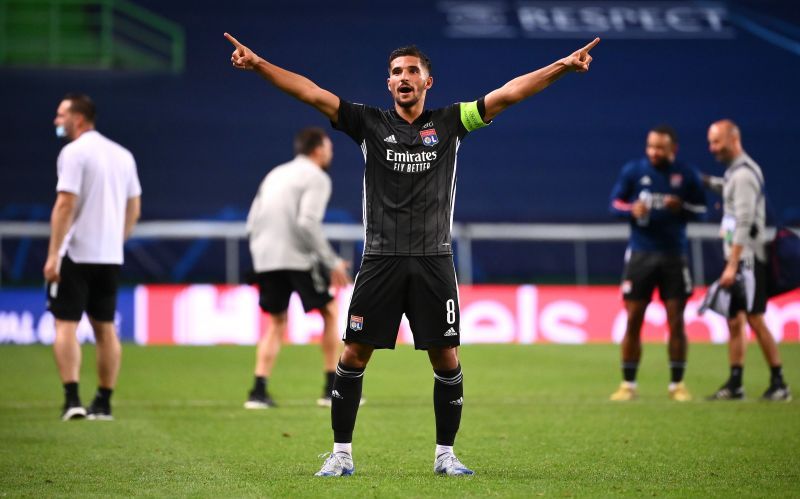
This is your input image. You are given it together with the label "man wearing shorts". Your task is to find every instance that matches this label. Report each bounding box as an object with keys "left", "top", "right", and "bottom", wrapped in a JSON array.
[
  {"left": 244, "top": 127, "right": 350, "bottom": 409},
  {"left": 609, "top": 125, "right": 707, "bottom": 401},
  {"left": 44, "top": 93, "right": 141, "bottom": 421},
  {"left": 225, "top": 32, "right": 600, "bottom": 476},
  {"left": 704, "top": 119, "right": 790, "bottom": 401}
]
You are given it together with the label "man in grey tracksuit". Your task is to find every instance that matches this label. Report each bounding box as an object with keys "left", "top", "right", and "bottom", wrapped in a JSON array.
[
  {"left": 703, "top": 119, "right": 790, "bottom": 401},
  {"left": 244, "top": 127, "right": 351, "bottom": 409}
]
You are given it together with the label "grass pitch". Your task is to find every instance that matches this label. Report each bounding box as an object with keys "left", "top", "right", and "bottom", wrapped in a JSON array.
[{"left": 1, "top": 343, "right": 798, "bottom": 497}]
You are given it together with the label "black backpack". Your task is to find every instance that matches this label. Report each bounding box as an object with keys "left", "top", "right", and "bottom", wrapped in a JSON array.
[
  {"left": 766, "top": 227, "right": 800, "bottom": 298},
  {"left": 734, "top": 163, "right": 800, "bottom": 297}
]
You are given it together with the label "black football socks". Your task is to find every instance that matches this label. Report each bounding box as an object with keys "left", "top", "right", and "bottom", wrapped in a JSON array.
[
  {"left": 433, "top": 364, "right": 463, "bottom": 446},
  {"left": 729, "top": 365, "right": 743, "bottom": 389},
  {"left": 63, "top": 382, "right": 80, "bottom": 405},
  {"left": 670, "top": 361, "right": 687, "bottom": 383},
  {"left": 622, "top": 361, "right": 639, "bottom": 383},
  {"left": 331, "top": 362, "right": 365, "bottom": 444}
]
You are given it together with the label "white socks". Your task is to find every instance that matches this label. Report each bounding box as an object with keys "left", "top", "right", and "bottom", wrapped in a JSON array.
[
  {"left": 333, "top": 442, "right": 455, "bottom": 458},
  {"left": 436, "top": 444, "right": 454, "bottom": 457},
  {"left": 333, "top": 442, "right": 352, "bottom": 455}
]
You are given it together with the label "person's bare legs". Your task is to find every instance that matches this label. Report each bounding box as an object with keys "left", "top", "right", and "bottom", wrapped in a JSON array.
[
  {"left": 664, "top": 298, "right": 691, "bottom": 400},
  {"left": 746, "top": 314, "right": 781, "bottom": 367},
  {"left": 727, "top": 312, "right": 747, "bottom": 368},
  {"left": 665, "top": 299, "right": 687, "bottom": 366},
  {"left": 246, "top": 311, "right": 288, "bottom": 407},
  {"left": 621, "top": 300, "right": 647, "bottom": 380},
  {"left": 609, "top": 300, "right": 647, "bottom": 400},
  {"left": 90, "top": 318, "right": 121, "bottom": 389},
  {"left": 708, "top": 311, "right": 747, "bottom": 400},
  {"left": 53, "top": 319, "right": 81, "bottom": 384},
  {"left": 747, "top": 313, "right": 789, "bottom": 396},
  {"left": 53, "top": 319, "right": 86, "bottom": 418},
  {"left": 85, "top": 318, "right": 120, "bottom": 418},
  {"left": 318, "top": 300, "right": 342, "bottom": 401},
  {"left": 254, "top": 312, "right": 288, "bottom": 378}
]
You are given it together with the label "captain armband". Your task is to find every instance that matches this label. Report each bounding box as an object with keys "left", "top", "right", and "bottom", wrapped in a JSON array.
[{"left": 459, "top": 100, "right": 490, "bottom": 132}]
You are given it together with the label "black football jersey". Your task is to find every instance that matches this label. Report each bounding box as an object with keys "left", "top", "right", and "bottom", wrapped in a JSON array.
[{"left": 334, "top": 100, "right": 488, "bottom": 256}]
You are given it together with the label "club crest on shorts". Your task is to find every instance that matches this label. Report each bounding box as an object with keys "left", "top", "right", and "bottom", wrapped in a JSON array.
[
  {"left": 420, "top": 128, "right": 438, "bottom": 147},
  {"left": 349, "top": 315, "right": 363, "bottom": 332},
  {"left": 621, "top": 280, "right": 633, "bottom": 294}
]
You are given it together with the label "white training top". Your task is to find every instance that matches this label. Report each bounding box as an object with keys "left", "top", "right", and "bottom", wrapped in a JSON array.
[
  {"left": 247, "top": 155, "right": 340, "bottom": 273},
  {"left": 56, "top": 130, "right": 141, "bottom": 264}
]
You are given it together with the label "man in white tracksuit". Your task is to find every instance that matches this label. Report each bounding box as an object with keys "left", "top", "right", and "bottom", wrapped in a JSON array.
[
  {"left": 244, "top": 127, "right": 350, "bottom": 409},
  {"left": 704, "top": 119, "right": 790, "bottom": 401}
]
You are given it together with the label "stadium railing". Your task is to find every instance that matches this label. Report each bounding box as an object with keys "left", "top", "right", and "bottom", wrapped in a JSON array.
[{"left": 2, "top": 221, "right": 786, "bottom": 287}]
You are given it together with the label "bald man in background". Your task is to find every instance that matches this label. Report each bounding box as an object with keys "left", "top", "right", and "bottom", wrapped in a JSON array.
[{"left": 703, "top": 119, "right": 790, "bottom": 401}]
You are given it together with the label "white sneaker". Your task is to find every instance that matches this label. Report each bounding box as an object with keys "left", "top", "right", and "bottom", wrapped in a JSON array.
[
  {"left": 434, "top": 452, "right": 474, "bottom": 476},
  {"left": 61, "top": 404, "right": 87, "bottom": 422},
  {"left": 314, "top": 452, "right": 354, "bottom": 477}
]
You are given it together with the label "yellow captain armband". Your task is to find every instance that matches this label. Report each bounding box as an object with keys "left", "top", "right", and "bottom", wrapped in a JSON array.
[{"left": 459, "top": 101, "right": 490, "bottom": 132}]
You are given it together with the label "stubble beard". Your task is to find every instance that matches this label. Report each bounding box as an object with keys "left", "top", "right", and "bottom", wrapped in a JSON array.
[{"left": 395, "top": 93, "right": 420, "bottom": 109}]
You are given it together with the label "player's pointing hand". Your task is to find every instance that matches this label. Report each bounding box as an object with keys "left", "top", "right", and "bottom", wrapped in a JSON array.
[
  {"left": 225, "top": 32, "right": 260, "bottom": 70},
  {"left": 562, "top": 37, "right": 600, "bottom": 73}
]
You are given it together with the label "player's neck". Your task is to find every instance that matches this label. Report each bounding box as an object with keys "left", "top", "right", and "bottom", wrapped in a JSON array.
[
  {"left": 71, "top": 125, "right": 95, "bottom": 141},
  {"left": 394, "top": 101, "right": 425, "bottom": 124}
]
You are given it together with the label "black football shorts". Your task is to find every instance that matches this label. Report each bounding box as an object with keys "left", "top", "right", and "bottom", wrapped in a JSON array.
[
  {"left": 621, "top": 251, "right": 693, "bottom": 302},
  {"left": 47, "top": 255, "right": 120, "bottom": 322},
  {"left": 255, "top": 265, "right": 333, "bottom": 314},
  {"left": 344, "top": 255, "right": 461, "bottom": 350},
  {"left": 729, "top": 258, "right": 768, "bottom": 316}
]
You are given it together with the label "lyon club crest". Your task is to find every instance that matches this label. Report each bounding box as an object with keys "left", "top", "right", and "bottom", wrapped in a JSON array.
[
  {"left": 670, "top": 173, "right": 683, "bottom": 188},
  {"left": 349, "top": 315, "right": 363, "bottom": 332},
  {"left": 420, "top": 128, "right": 439, "bottom": 147}
]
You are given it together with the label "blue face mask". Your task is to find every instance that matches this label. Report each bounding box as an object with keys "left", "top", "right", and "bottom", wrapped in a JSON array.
[{"left": 55, "top": 125, "right": 66, "bottom": 138}]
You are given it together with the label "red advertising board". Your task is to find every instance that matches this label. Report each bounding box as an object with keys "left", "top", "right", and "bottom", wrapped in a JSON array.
[{"left": 133, "top": 284, "right": 800, "bottom": 345}]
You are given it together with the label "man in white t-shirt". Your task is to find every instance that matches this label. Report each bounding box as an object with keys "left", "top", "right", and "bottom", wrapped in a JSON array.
[
  {"left": 44, "top": 94, "right": 142, "bottom": 421},
  {"left": 244, "top": 127, "right": 351, "bottom": 409}
]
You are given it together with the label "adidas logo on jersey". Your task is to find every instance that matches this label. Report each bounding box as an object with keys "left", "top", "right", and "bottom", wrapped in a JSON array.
[
  {"left": 444, "top": 327, "right": 458, "bottom": 337},
  {"left": 449, "top": 397, "right": 463, "bottom": 406},
  {"left": 384, "top": 134, "right": 397, "bottom": 143}
]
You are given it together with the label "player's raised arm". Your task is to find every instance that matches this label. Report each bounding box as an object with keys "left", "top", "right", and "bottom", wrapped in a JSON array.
[
  {"left": 482, "top": 38, "right": 600, "bottom": 122},
  {"left": 224, "top": 32, "right": 340, "bottom": 122}
]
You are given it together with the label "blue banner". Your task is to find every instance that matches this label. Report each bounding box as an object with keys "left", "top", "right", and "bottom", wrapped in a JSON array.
[{"left": 0, "top": 288, "right": 135, "bottom": 344}]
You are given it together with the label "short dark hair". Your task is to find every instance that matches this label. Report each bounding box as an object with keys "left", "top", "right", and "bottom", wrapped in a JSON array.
[
  {"left": 63, "top": 93, "right": 96, "bottom": 123},
  {"left": 388, "top": 45, "right": 432, "bottom": 75},
  {"left": 649, "top": 124, "right": 678, "bottom": 144},
  {"left": 294, "top": 127, "right": 328, "bottom": 156}
]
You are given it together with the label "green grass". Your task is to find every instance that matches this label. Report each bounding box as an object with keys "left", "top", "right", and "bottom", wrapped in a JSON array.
[{"left": 1, "top": 344, "right": 798, "bottom": 497}]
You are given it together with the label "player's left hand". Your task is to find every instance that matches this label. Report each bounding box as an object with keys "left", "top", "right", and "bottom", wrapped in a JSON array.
[
  {"left": 562, "top": 37, "right": 600, "bottom": 73},
  {"left": 224, "top": 32, "right": 261, "bottom": 70},
  {"left": 719, "top": 263, "right": 737, "bottom": 288},
  {"left": 664, "top": 195, "right": 682, "bottom": 213},
  {"left": 43, "top": 255, "right": 60, "bottom": 283}
]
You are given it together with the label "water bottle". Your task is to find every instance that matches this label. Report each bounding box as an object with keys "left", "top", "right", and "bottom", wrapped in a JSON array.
[{"left": 637, "top": 189, "right": 652, "bottom": 226}]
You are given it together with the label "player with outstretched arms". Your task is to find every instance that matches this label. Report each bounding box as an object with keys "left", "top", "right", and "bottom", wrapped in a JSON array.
[{"left": 225, "top": 32, "right": 599, "bottom": 477}]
